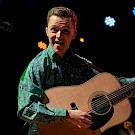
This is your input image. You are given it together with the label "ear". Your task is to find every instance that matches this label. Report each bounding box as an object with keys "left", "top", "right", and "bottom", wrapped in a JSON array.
[
  {"left": 72, "top": 29, "right": 77, "bottom": 40},
  {"left": 45, "top": 27, "right": 48, "bottom": 36}
]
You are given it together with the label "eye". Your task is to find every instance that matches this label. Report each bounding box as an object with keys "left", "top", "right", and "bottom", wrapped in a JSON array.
[
  {"left": 62, "top": 29, "right": 70, "bottom": 35},
  {"left": 51, "top": 28, "right": 58, "bottom": 33}
]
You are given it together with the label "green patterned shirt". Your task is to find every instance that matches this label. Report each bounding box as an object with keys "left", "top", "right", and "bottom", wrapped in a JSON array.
[{"left": 17, "top": 44, "right": 97, "bottom": 123}]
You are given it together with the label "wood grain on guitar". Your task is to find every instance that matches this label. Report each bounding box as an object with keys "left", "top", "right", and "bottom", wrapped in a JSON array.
[{"left": 37, "top": 72, "right": 135, "bottom": 135}]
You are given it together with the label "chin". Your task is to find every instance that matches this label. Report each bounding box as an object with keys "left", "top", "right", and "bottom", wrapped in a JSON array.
[{"left": 53, "top": 47, "right": 61, "bottom": 53}]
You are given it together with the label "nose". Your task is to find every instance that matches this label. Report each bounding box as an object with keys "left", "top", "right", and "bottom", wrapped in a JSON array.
[{"left": 56, "top": 30, "right": 62, "bottom": 38}]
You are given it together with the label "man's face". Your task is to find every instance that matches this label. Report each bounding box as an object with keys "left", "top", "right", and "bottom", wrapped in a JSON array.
[{"left": 46, "top": 15, "right": 76, "bottom": 57}]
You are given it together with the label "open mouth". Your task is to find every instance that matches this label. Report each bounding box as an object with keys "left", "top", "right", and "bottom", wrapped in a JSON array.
[{"left": 55, "top": 41, "right": 64, "bottom": 46}]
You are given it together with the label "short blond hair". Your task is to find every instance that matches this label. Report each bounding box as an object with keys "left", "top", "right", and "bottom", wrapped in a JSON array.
[{"left": 47, "top": 6, "right": 78, "bottom": 29}]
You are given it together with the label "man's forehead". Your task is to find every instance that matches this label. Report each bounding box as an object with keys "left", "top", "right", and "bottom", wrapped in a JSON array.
[{"left": 49, "top": 16, "right": 72, "bottom": 24}]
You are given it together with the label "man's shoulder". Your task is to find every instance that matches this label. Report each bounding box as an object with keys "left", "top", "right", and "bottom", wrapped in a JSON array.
[{"left": 33, "top": 49, "right": 49, "bottom": 61}]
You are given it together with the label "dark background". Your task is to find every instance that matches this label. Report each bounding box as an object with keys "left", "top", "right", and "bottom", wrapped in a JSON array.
[{"left": 0, "top": 0, "right": 135, "bottom": 134}]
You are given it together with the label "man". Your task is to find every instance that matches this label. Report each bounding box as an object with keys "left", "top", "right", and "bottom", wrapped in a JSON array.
[{"left": 17, "top": 6, "right": 135, "bottom": 135}]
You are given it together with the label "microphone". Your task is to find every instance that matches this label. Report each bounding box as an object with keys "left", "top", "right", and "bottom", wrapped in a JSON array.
[{"left": 0, "top": 22, "right": 13, "bottom": 32}]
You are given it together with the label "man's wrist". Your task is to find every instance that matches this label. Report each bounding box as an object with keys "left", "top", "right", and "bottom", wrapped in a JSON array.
[{"left": 66, "top": 110, "right": 70, "bottom": 119}]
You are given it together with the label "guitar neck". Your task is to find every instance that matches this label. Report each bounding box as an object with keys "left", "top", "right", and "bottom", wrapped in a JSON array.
[{"left": 108, "top": 81, "right": 135, "bottom": 104}]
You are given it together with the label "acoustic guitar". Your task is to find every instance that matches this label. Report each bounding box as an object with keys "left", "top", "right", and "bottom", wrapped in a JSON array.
[{"left": 37, "top": 72, "right": 135, "bottom": 135}]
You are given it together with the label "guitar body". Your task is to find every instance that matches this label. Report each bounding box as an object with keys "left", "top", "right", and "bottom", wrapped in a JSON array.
[
  {"left": 37, "top": 121, "right": 101, "bottom": 135},
  {"left": 37, "top": 72, "right": 132, "bottom": 135}
]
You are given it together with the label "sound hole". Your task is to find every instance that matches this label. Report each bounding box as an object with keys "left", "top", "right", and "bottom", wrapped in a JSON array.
[
  {"left": 88, "top": 94, "right": 114, "bottom": 130},
  {"left": 90, "top": 94, "right": 111, "bottom": 115}
]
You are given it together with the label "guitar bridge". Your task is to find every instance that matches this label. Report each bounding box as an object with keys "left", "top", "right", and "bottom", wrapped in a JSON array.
[{"left": 70, "top": 102, "right": 78, "bottom": 110}]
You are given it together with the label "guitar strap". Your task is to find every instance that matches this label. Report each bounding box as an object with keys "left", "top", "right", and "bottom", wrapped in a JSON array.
[
  {"left": 83, "top": 60, "right": 104, "bottom": 74},
  {"left": 75, "top": 54, "right": 104, "bottom": 74}
]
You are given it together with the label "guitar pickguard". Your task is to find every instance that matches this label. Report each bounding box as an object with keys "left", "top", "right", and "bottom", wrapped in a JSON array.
[{"left": 90, "top": 106, "right": 114, "bottom": 130}]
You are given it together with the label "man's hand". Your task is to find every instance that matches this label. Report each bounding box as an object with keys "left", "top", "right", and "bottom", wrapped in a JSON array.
[{"left": 66, "top": 110, "right": 93, "bottom": 128}]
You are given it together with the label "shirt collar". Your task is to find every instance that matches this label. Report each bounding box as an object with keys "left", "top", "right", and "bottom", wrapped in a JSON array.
[{"left": 46, "top": 44, "right": 74, "bottom": 63}]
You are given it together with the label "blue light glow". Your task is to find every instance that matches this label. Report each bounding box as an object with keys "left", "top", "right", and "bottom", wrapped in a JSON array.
[
  {"left": 104, "top": 16, "right": 116, "bottom": 27},
  {"left": 132, "top": 7, "right": 135, "bottom": 16}
]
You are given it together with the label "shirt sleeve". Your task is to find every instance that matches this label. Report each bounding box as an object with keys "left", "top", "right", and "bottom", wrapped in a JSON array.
[
  {"left": 117, "top": 76, "right": 135, "bottom": 98},
  {"left": 17, "top": 62, "right": 67, "bottom": 124}
]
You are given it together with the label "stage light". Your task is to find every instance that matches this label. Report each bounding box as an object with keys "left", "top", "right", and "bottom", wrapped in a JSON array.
[
  {"left": 104, "top": 16, "right": 116, "bottom": 27},
  {"left": 132, "top": 7, "right": 135, "bottom": 16},
  {"left": 38, "top": 41, "right": 47, "bottom": 50},
  {"left": 80, "top": 37, "right": 84, "bottom": 43}
]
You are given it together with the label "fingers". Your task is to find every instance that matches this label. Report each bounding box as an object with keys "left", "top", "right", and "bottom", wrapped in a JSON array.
[
  {"left": 77, "top": 125, "right": 82, "bottom": 128},
  {"left": 124, "top": 121, "right": 133, "bottom": 129},
  {"left": 77, "top": 120, "right": 92, "bottom": 128},
  {"left": 80, "top": 117, "right": 93, "bottom": 125},
  {"left": 77, "top": 114, "right": 93, "bottom": 128},
  {"left": 67, "top": 110, "right": 93, "bottom": 129}
]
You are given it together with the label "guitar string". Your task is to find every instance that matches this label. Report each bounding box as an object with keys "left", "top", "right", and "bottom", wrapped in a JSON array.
[
  {"left": 47, "top": 81, "right": 134, "bottom": 113},
  {"left": 90, "top": 81, "right": 135, "bottom": 107},
  {"left": 83, "top": 82, "right": 135, "bottom": 111},
  {"left": 72, "top": 82, "right": 135, "bottom": 112}
]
